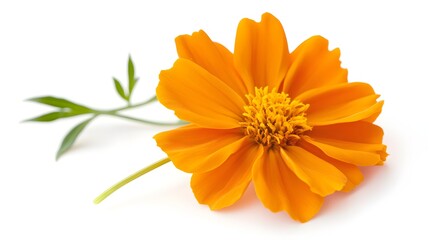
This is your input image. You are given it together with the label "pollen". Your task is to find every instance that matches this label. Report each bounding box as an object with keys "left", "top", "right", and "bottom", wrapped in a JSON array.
[{"left": 240, "top": 87, "right": 312, "bottom": 147}]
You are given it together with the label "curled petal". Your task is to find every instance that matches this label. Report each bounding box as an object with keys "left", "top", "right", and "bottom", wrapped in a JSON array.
[
  {"left": 302, "top": 136, "right": 386, "bottom": 166},
  {"left": 323, "top": 159, "right": 363, "bottom": 192},
  {"left": 158, "top": 59, "right": 245, "bottom": 129},
  {"left": 234, "top": 12, "right": 291, "bottom": 90},
  {"left": 191, "top": 143, "right": 263, "bottom": 210},
  {"left": 252, "top": 149, "right": 323, "bottom": 222},
  {"left": 175, "top": 30, "right": 250, "bottom": 97},
  {"left": 296, "top": 82, "right": 384, "bottom": 126},
  {"left": 154, "top": 125, "right": 246, "bottom": 173},
  {"left": 298, "top": 140, "right": 364, "bottom": 192},
  {"left": 281, "top": 147, "right": 347, "bottom": 196},
  {"left": 307, "top": 121, "right": 384, "bottom": 144},
  {"left": 283, "top": 35, "right": 347, "bottom": 97}
]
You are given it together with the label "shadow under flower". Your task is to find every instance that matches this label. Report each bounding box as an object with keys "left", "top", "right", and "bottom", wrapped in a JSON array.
[{"left": 318, "top": 163, "right": 393, "bottom": 220}]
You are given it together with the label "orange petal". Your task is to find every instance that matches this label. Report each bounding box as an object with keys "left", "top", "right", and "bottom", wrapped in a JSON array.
[
  {"left": 191, "top": 143, "right": 263, "bottom": 210},
  {"left": 302, "top": 136, "right": 386, "bottom": 166},
  {"left": 175, "top": 30, "right": 251, "bottom": 97},
  {"left": 281, "top": 147, "right": 347, "bottom": 196},
  {"left": 252, "top": 149, "right": 323, "bottom": 222},
  {"left": 296, "top": 82, "right": 383, "bottom": 126},
  {"left": 283, "top": 35, "right": 347, "bottom": 98},
  {"left": 362, "top": 108, "right": 383, "bottom": 123},
  {"left": 234, "top": 12, "right": 291, "bottom": 90},
  {"left": 325, "top": 159, "right": 363, "bottom": 192},
  {"left": 308, "top": 121, "right": 384, "bottom": 144},
  {"left": 154, "top": 124, "right": 247, "bottom": 173},
  {"left": 298, "top": 140, "right": 363, "bottom": 192},
  {"left": 158, "top": 59, "right": 245, "bottom": 129}
]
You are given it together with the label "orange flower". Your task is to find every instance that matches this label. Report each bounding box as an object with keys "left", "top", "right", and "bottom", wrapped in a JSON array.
[{"left": 154, "top": 13, "right": 387, "bottom": 222}]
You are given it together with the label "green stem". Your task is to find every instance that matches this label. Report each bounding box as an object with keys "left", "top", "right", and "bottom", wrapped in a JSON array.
[
  {"left": 109, "top": 96, "right": 158, "bottom": 112},
  {"left": 102, "top": 112, "right": 185, "bottom": 126},
  {"left": 92, "top": 95, "right": 185, "bottom": 126},
  {"left": 94, "top": 158, "right": 171, "bottom": 204}
]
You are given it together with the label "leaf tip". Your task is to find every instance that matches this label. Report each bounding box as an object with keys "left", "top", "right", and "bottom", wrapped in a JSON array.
[
  {"left": 25, "top": 97, "right": 38, "bottom": 103},
  {"left": 55, "top": 150, "right": 63, "bottom": 161},
  {"left": 21, "top": 118, "right": 32, "bottom": 123}
]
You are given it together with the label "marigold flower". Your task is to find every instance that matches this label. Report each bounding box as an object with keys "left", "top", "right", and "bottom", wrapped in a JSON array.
[{"left": 154, "top": 12, "right": 387, "bottom": 222}]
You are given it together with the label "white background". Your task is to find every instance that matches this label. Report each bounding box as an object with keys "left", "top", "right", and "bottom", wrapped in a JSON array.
[{"left": 1, "top": 0, "right": 428, "bottom": 239}]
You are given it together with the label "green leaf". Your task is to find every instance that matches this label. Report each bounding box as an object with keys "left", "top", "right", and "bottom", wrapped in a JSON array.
[
  {"left": 56, "top": 117, "right": 94, "bottom": 160},
  {"left": 24, "top": 111, "right": 83, "bottom": 122},
  {"left": 27, "top": 96, "right": 93, "bottom": 113},
  {"left": 113, "top": 78, "right": 128, "bottom": 101},
  {"left": 128, "top": 56, "right": 137, "bottom": 97}
]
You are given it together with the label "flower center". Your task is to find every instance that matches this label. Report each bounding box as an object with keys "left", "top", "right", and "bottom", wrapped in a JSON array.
[{"left": 240, "top": 87, "right": 312, "bottom": 147}]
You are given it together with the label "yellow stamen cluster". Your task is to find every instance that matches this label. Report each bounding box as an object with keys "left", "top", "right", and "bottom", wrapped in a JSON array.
[{"left": 240, "top": 87, "right": 312, "bottom": 147}]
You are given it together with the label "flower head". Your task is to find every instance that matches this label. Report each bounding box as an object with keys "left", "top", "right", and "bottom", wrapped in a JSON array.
[{"left": 154, "top": 13, "right": 386, "bottom": 222}]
